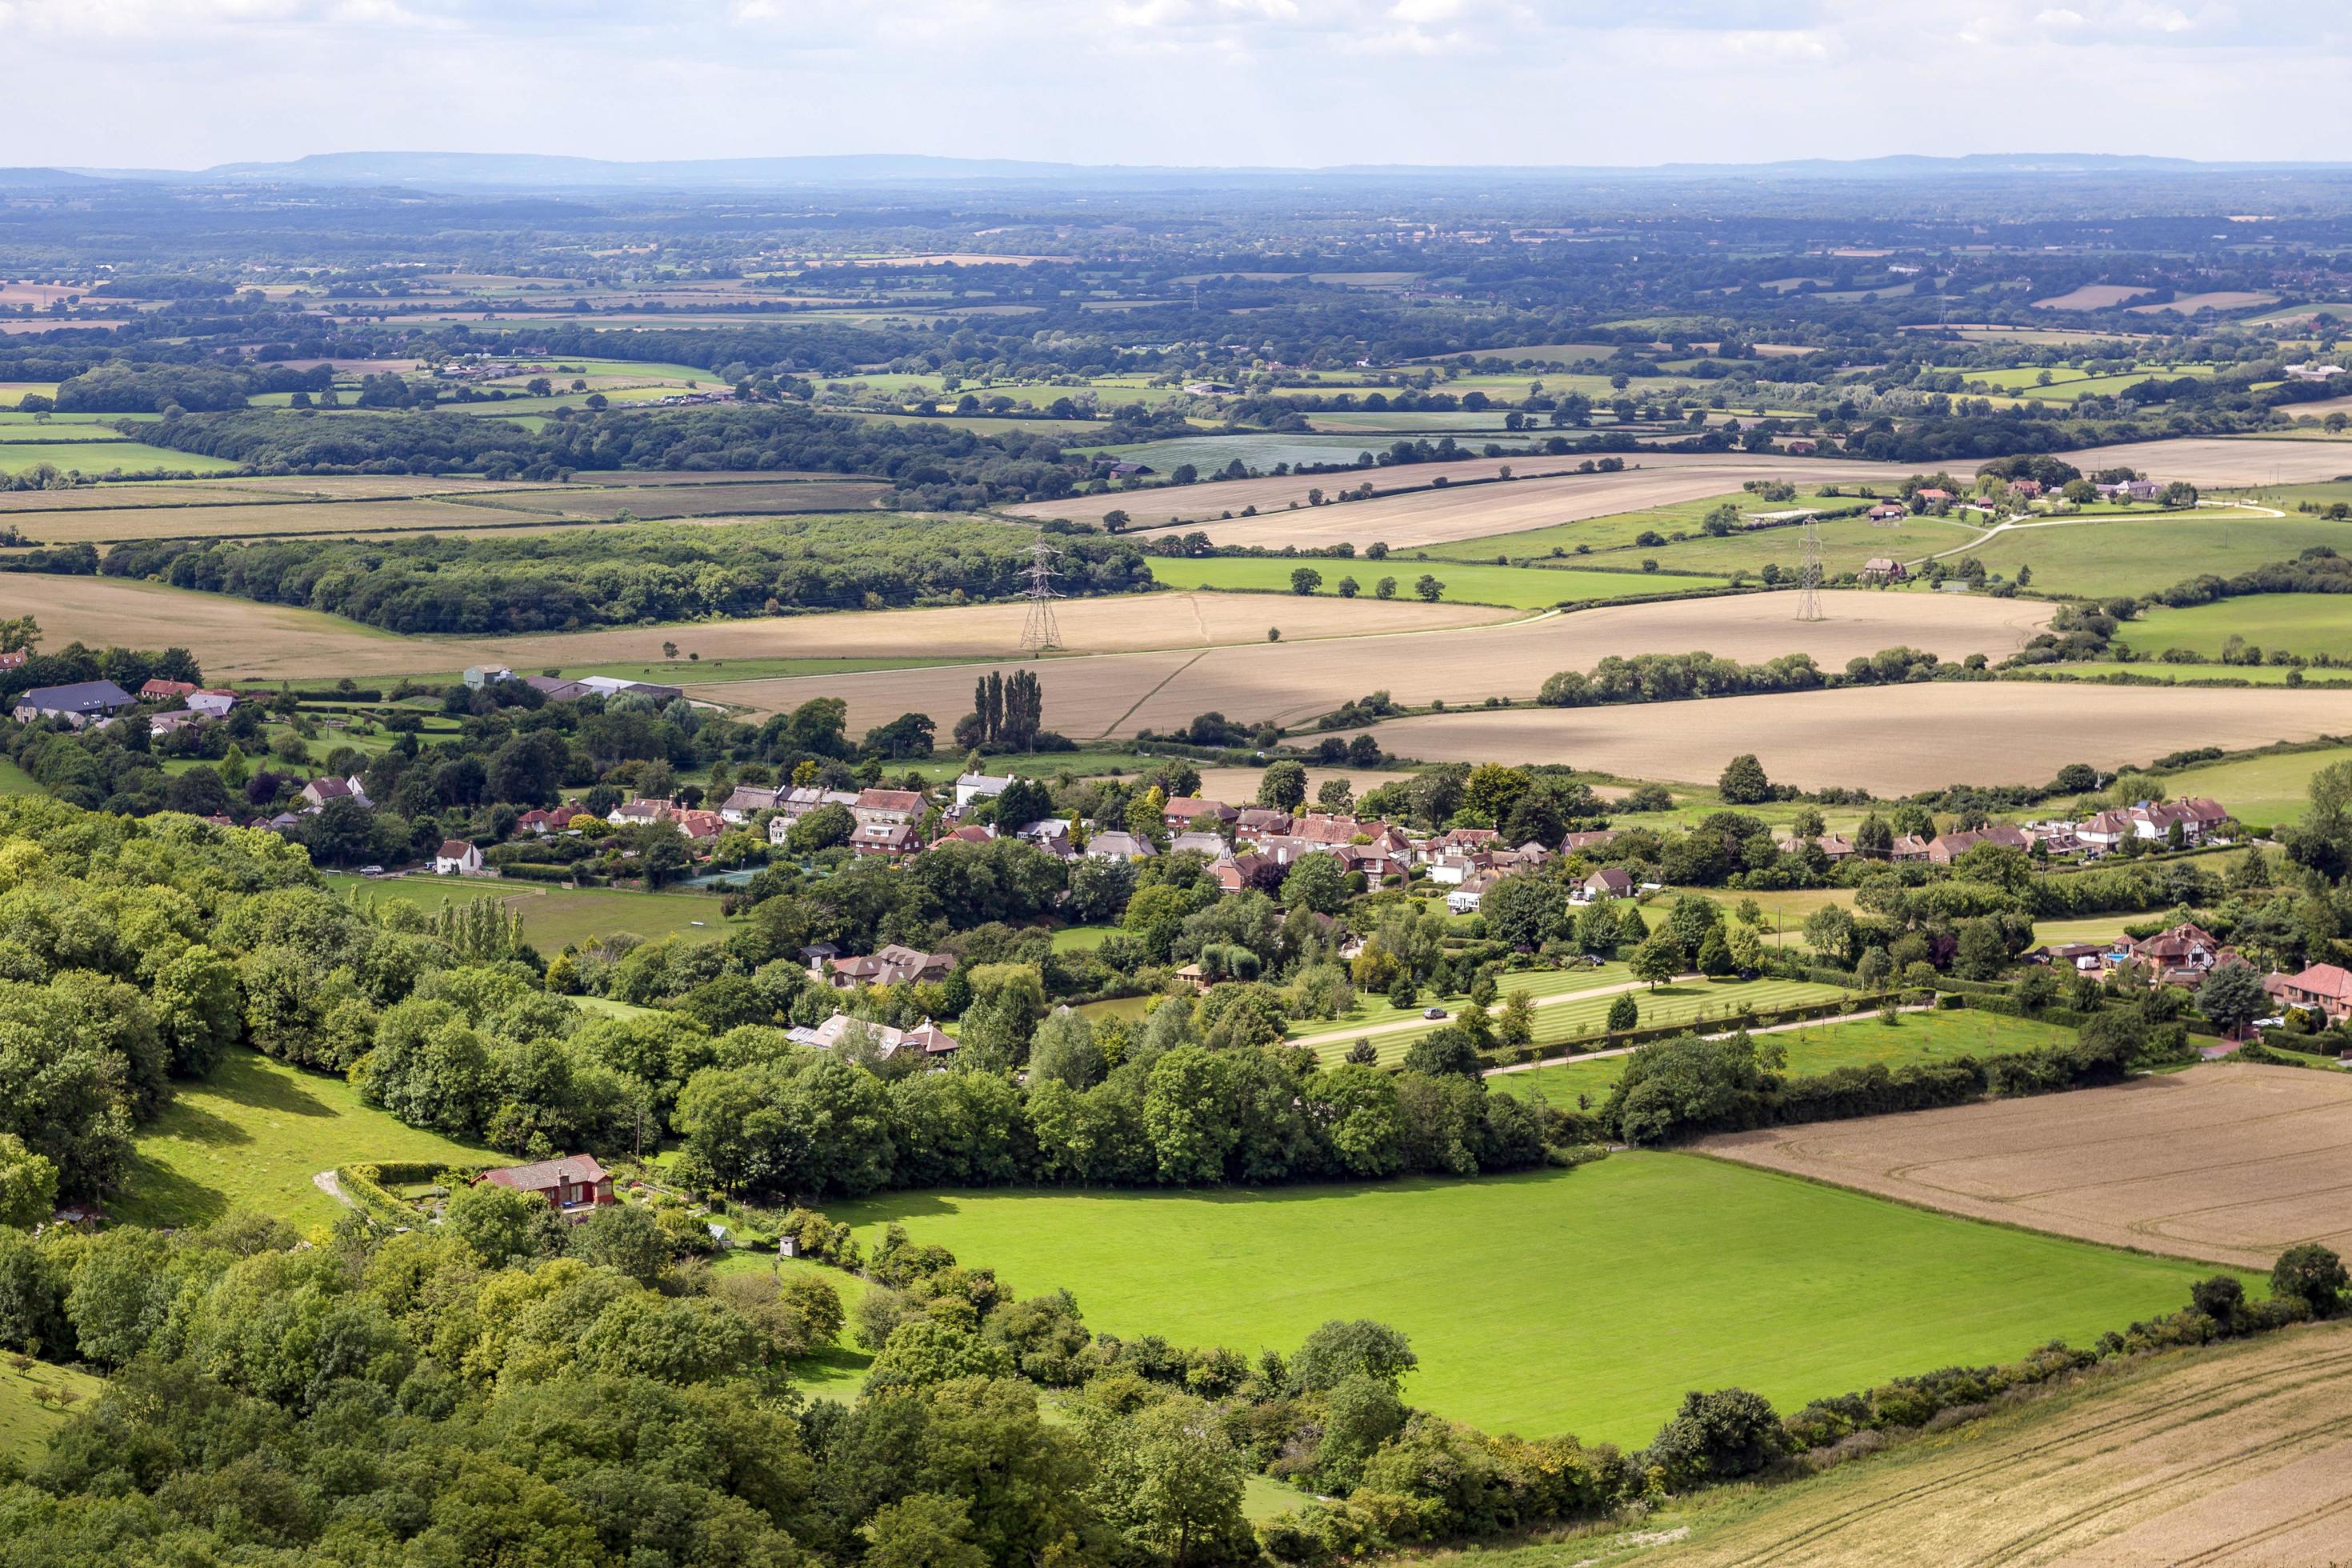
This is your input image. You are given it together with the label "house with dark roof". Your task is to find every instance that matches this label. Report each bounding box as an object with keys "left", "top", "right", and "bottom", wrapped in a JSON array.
[
  {"left": 12, "top": 679, "right": 134, "bottom": 728},
  {"left": 301, "top": 775, "right": 372, "bottom": 811},
  {"left": 434, "top": 839, "right": 484, "bottom": 876}
]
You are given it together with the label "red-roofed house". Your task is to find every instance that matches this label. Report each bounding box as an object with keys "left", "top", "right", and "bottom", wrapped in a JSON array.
[
  {"left": 476, "top": 1154, "right": 614, "bottom": 1222},
  {"left": 434, "top": 839, "right": 484, "bottom": 876},
  {"left": 2269, "top": 964, "right": 2352, "bottom": 1026},
  {"left": 140, "top": 678, "right": 199, "bottom": 702}
]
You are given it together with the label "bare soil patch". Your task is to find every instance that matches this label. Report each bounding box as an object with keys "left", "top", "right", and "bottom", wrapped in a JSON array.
[
  {"left": 1697, "top": 1064, "right": 2352, "bottom": 1271},
  {"left": 2062, "top": 438, "right": 2352, "bottom": 488},
  {"left": 2033, "top": 284, "right": 2153, "bottom": 310},
  {"left": 1026, "top": 455, "right": 1963, "bottom": 549},
  {"left": 713, "top": 588, "right": 2050, "bottom": 735},
  {"left": 1340, "top": 682, "right": 2352, "bottom": 794},
  {"left": 1640, "top": 1318, "right": 2352, "bottom": 1566}
]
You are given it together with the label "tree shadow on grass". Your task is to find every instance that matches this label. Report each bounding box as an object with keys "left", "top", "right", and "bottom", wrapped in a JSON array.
[
  {"left": 107, "top": 1151, "right": 230, "bottom": 1229},
  {"left": 145, "top": 1099, "right": 251, "bottom": 1148},
  {"left": 202, "top": 1050, "right": 338, "bottom": 1118}
]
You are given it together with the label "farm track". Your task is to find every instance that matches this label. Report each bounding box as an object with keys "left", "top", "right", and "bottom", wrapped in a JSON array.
[{"left": 1658, "top": 1331, "right": 2352, "bottom": 1567}]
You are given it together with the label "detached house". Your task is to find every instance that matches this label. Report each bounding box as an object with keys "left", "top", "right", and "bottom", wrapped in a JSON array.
[
  {"left": 2108, "top": 922, "right": 2233, "bottom": 988},
  {"left": 718, "top": 785, "right": 785, "bottom": 823},
  {"left": 954, "top": 773, "right": 1013, "bottom": 811},
  {"left": 475, "top": 1154, "right": 614, "bottom": 1222},
  {"left": 433, "top": 840, "right": 485, "bottom": 876},
  {"left": 139, "top": 678, "right": 199, "bottom": 702},
  {"left": 852, "top": 788, "right": 925, "bottom": 827},
  {"left": 819, "top": 944, "right": 952, "bottom": 989},
  {"left": 2267, "top": 963, "right": 2352, "bottom": 1026},
  {"left": 1576, "top": 866, "right": 1634, "bottom": 902},
  {"left": 12, "top": 679, "right": 134, "bottom": 728},
  {"left": 1163, "top": 796, "right": 1238, "bottom": 833},
  {"left": 301, "top": 775, "right": 372, "bottom": 812}
]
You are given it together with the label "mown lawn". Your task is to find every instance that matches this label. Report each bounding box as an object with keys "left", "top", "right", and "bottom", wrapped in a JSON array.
[
  {"left": 1491, "top": 1008, "right": 2082, "bottom": 1110},
  {"left": 830, "top": 1158, "right": 2238, "bottom": 1446},
  {"left": 114, "top": 1049, "right": 493, "bottom": 1232},
  {"left": 1144, "top": 556, "right": 1723, "bottom": 610},
  {"left": 322, "top": 873, "right": 726, "bottom": 950},
  {"left": 711, "top": 1250, "right": 874, "bottom": 1402}
]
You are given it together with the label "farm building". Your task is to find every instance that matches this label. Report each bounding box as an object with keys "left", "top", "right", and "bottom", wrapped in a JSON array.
[{"left": 1860, "top": 557, "right": 1908, "bottom": 583}]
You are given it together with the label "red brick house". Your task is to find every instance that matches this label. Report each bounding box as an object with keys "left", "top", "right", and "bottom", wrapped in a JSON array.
[
  {"left": 476, "top": 1154, "right": 615, "bottom": 1222},
  {"left": 2268, "top": 963, "right": 2352, "bottom": 1025}
]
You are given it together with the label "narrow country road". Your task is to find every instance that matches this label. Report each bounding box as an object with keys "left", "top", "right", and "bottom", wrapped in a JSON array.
[
  {"left": 312, "top": 1170, "right": 352, "bottom": 1207},
  {"left": 1287, "top": 968, "right": 1701, "bottom": 1054}
]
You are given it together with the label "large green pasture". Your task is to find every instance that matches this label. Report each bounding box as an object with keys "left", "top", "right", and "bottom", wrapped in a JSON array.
[
  {"left": 0, "top": 440, "right": 243, "bottom": 476},
  {"left": 1145, "top": 556, "right": 1722, "bottom": 609},
  {"left": 321, "top": 874, "right": 726, "bottom": 950},
  {"left": 2030, "top": 662, "right": 2349, "bottom": 687},
  {"left": 114, "top": 1048, "right": 492, "bottom": 1231},
  {"left": 1490, "top": 1009, "right": 2082, "bottom": 1110},
  {"left": 1965, "top": 510, "right": 2352, "bottom": 597},
  {"left": 2117, "top": 594, "right": 2352, "bottom": 660},
  {"left": 832, "top": 1158, "right": 2234, "bottom": 1445},
  {"left": 1618, "top": 514, "right": 1972, "bottom": 582}
]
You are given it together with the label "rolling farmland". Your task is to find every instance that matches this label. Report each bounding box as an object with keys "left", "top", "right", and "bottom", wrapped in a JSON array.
[
  {"left": 708, "top": 589, "right": 2052, "bottom": 734},
  {"left": 1342, "top": 682, "right": 2352, "bottom": 794},
  {"left": 1699, "top": 1063, "right": 2352, "bottom": 1270},
  {"left": 2062, "top": 437, "right": 2352, "bottom": 487}
]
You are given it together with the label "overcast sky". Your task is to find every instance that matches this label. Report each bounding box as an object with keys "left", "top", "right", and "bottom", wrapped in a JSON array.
[{"left": 6, "top": 0, "right": 2345, "bottom": 171}]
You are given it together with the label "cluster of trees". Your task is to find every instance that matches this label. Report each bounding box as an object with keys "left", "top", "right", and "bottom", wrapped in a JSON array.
[
  {"left": 956, "top": 668, "right": 1046, "bottom": 751},
  {"left": 36, "top": 359, "right": 330, "bottom": 414},
  {"left": 1537, "top": 646, "right": 1978, "bottom": 709},
  {"left": 90, "top": 517, "right": 1153, "bottom": 635}
]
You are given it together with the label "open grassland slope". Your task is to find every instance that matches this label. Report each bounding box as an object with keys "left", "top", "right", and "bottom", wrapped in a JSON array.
[
  {"left": 714, "top": 590, "right": 2051, "bottom": 734},
  {"left": 0, "top": 1359, "right": 105, "bottom": 1463},
  {"left": 831, "top": 1158, "right": 2227, "bottom": 1447},
  {"left": 2120, "top": 594, "right": 2352, "bottom": 661},
  {"left": 113, "top": 1049, "right": 491, "bottom": 1232},
  {"left": 2150, "top": 745, "right": 2352, "bottom": 829},
  {"left": 1698, "top": 1063, "right": 2352, "bottom": 1271},
  {"left": 1341, "top": 682, "right": 2352, "bottom": 794},
  {"left": 1566, "top": 1320, "right": 2352, "bottom": 1567}
]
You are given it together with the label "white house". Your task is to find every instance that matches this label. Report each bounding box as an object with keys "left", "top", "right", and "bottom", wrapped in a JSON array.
[
  {"left": 954, "top": 772, "right": 1014, "bottom": 810},
  {"left": 462, "top": 665, "right": 514, "bottom": 688},
  {"left": 1446, "top": 874, "right": 1496, "bottom": 915},
  {"left": 434, "top": 839, "right": 485, "bottom": 876},
  {"left": 186, "top": 690, "right": 238, "bottom": 719}
]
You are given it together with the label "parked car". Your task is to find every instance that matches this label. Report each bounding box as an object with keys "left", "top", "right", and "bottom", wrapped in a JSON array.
[{"left": 1422, "top": 1006, "right": 1447, "bottom": 1020}]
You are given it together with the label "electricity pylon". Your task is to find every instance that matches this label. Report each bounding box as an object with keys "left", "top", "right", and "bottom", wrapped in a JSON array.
[
  {"left": 1018, "top": 540, "right": 1062, "bottom": 654},
  {"left": 1796, "top": 515, "right": 1826, "bottom": 622}
]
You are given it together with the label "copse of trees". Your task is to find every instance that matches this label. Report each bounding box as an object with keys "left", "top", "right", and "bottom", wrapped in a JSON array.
[{"left": 86, "top": 516, "right": 1153, "bottom": 635}]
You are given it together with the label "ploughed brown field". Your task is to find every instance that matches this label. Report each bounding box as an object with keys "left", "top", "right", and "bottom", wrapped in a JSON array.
[
  {"left": 1337, "top": 682, "right": 2352, "bottom": 794},
  {"left": 2061, "top": 437, "right": 2352, "bottom": 488},
  {"left": 1004, "top": 452, "right": 1966, "bottom": 545},
  {"left": 1634, "top": 1317, "right": 2352, "bottom": 1566},
  {"left": 705, "top": 589, "right": 2052, "bottom": 734},
  {"left": 1697, "top": 1064, "right": 2352, "bottom": 1271},
  {"left": 0, "top": 575, "right": 1506, "bottom": 682}
]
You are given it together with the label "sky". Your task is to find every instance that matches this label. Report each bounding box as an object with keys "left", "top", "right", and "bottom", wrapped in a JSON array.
[{"left": 4, "top": 0, "right": 2347, "bottom": 171}]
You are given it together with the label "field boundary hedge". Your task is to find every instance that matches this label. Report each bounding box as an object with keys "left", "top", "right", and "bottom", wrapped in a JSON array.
[
  {"left": 338, "top": 1159, "right": 492, "bottom": 1226},
  {"left": 1475, "top": 986, "right": 1894, "bottom": 1070}
]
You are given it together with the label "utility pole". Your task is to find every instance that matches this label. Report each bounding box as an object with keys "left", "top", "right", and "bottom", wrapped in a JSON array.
[
  {"left": 1018, "top": 538, "right": 1062, "bottom": 654},
  {"left": 1796, "top": 514, "right": 1826, "bottom": 622}
]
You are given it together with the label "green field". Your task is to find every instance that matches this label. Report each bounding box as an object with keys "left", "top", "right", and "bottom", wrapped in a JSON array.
[
  {"left": 1609, "top": 513, "right": 1979, "bottom": 582},
  {"left": 712, "top": 1250, "right": 874, "bottom": 1400},
  {"left": 2030, "top": 661, "right": 2346, "bottom": 687},
  {"left": 2117, "top": 594, "right": 2352, "bottom": 660},
  {"left": 1965, "top": 510, "right": 2352, "bottom": 597},
  {"left": 0, "top": 1358, "right": 104, "bottom": 1461},
  {"left": 830, "top": 1158, "right": 2235, "bottom": 1445},
  {"left": 0, "top": 756, "right": 42, "bottom": 797},
  {"left": 114, "top": 1048, "right": 492, "bottom": 1231},
  {"left": 1145, "top": 556, "right": 1722, "bottom": 609},
  {"left": 1298, "top": 975, "right": 1854, "bottom": 1066},
  {"left": 1491, "top": 1009, "right": 2082, "bottom": 1110},
  {"left": 322, "top": 874, "right": 727, "bottom": 950},
  {"left": 2136, "top": 744, "right": 2352, "bottom": 828},
  {"left": 0, "top": 440, "right": 244, "bottom": 476}
]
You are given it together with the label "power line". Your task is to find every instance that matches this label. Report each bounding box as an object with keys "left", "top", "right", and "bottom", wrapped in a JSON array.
[
  {"left": 1796, "top": 514, "right": 1826, "bottom": 622},
  {"left": 1018, "top": 539, "right": 1062, "bottom": 654}
]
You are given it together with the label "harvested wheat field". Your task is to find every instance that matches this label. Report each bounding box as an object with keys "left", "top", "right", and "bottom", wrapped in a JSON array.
[
  {"left": 21, "top": 497, "right": 565, "bottom": 543},
  {"left": 0, "top": 574, "right": 1502, "bottom": 682},
  {"left": 1006, "top": 453, "right": 1961, "bottom": 543},
  {"left": 2032, "top": 283, "right": 2151, "bottom": 310},
  {"left": 710, "top": 589, "right": 2051, "bottom": 734},
  {"left": 1626, "top": 1319, "right": 2352, "bottom": 1566},
  {"left": 1698, "top": 1064, "right": 2352, "bottom": 1272},
  {"left": 2129, "top": 290, "right": 2281, "bottom": 314},
  {"left": 2063, "top": 437, "right": 2352, "bottom": 488},
  {"left": 1339, "top": 682, "right": 2352, "bottom": 794}
]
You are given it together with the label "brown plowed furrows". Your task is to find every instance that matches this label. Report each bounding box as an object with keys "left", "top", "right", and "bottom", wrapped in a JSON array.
[
  {"left": 1642, "top": 1326, "right": 2352, "bottom": 1566},
  {"left": 1337, "top": 684, "right": 2352, "bottom": 795},
  {"left": 1698, "top": 1065, "right": 2352, "bottom": 1271},
  {"left": 1006, "top": 453, "right": 1970, "bottom": 547}
]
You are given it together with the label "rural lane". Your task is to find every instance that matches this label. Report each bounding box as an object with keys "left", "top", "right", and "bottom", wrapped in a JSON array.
[
  {"left": 1480, "top": 1002, "right": 1927, "bottom": 1079},
  {"left": 1286, "top": 969, "right": 1701, "bottom": 1054}
]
